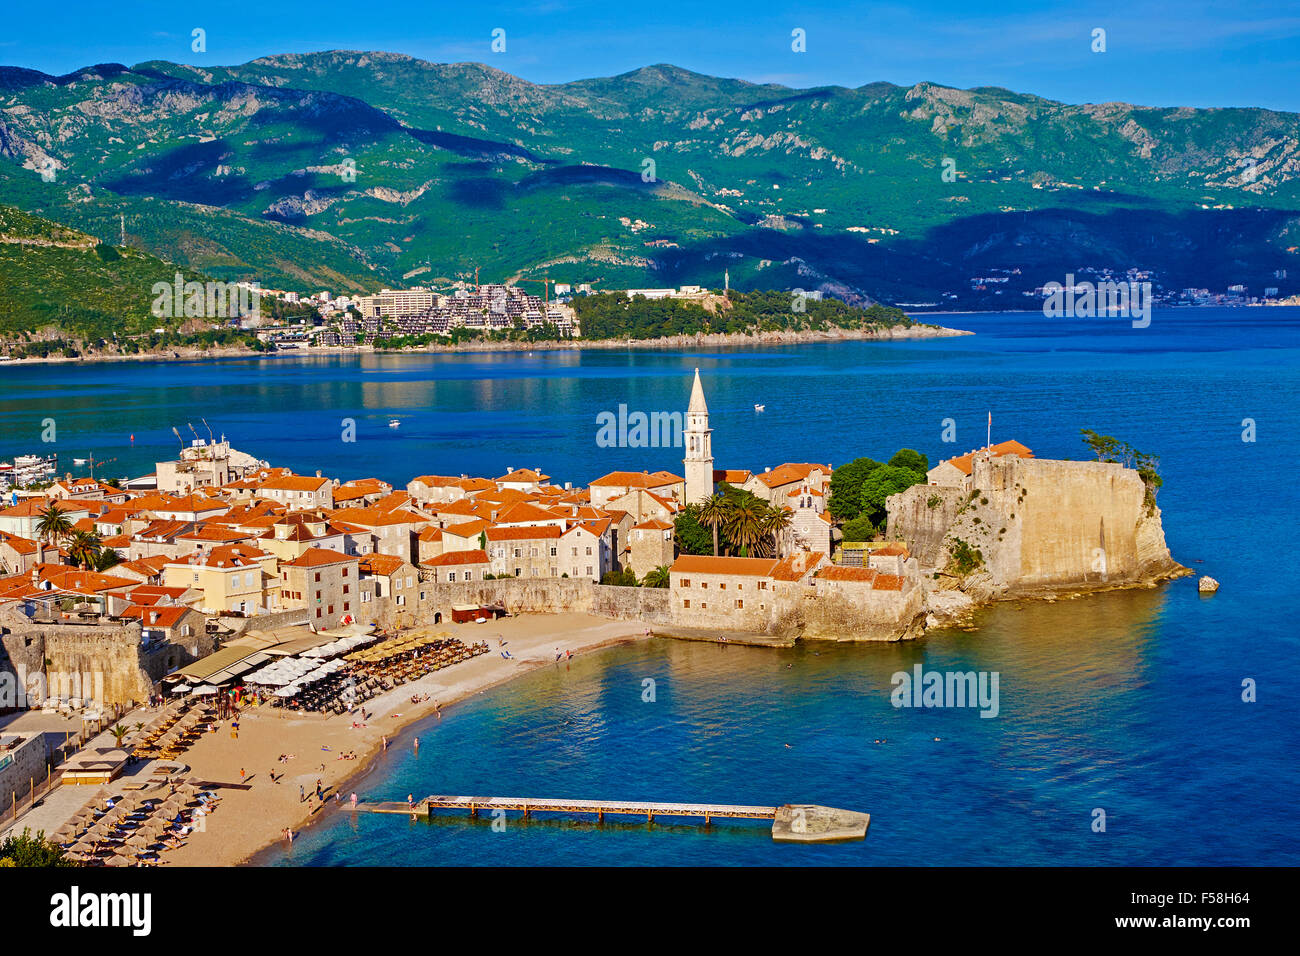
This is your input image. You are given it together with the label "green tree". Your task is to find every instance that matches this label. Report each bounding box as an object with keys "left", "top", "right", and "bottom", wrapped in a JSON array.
[
  {"left": 761, "top": 505, "right": 793, "bottom": 558},
  {"left": 91, "top": 547, "right": 122, "bottom": 572},
  {"left": 859, "top": 464, "right": 926, "bottom": 525},
  {"left": 828, "top": 457, "right": 881, "bottom": 521},
  {"left": 35, "top": 504, "right": 73, "bottom": 546},
  {"left": 724, "top": 500, "right": 767, "bottom": 557},
  {"left": 600, "top": 568, "right": 639, "bottom": 587},
  {"left": 696, "top": 493, "right": 728, "bottom": 556},
  {"left": 888, "top": 448, "right": 929, "bottom": 475},
  {"left": 66, "top": 529, "right": 102, "bottom": 569},
  {"left": 841, "top": 515, "right": 876, "bottom": 542},
  {"left": 673, "top": 507, "right": 715, "bottom": 556},
  {"left": 0, "top": 829, "right": 77, "bottom": 867},
  {"left": 1080, "top": 429, "right": 1122, "bottom": 462}
]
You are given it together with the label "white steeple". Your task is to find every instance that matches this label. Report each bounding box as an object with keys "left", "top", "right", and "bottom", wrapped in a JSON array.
[{"left": 683, "top": 367, "right": 714, "bottom": 504}]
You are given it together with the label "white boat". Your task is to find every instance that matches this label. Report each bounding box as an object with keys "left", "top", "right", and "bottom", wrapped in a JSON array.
[
  {"left": 754, "top": 404, "right": 765, "bottom": 412},
  {"left": 73, "top": 458, "right": 88, "bottom": 465},
  {"left": 388, "top": 419, "right": 401, "bottom": 428}
]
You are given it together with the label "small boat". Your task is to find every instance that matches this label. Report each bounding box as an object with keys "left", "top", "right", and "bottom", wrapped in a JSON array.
[
  {"left": 753, "top": 404, "right": 765, "bottom": 412},
  {"left": 73, "top": 458, "right": 88, "bottom": 465},
  {"left": 388, "top": 419, "right": 401, "bottom": 428}
]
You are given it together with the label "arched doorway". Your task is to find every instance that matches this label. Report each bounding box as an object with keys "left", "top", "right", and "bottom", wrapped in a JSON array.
[{"left": 433, "top": 611, "right": 442, "bottom": 624}]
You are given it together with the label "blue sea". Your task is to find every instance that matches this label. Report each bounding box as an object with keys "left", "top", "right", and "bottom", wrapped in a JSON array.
[{"left": 2, "top": 308, "right": 1297, "bottom": 865}]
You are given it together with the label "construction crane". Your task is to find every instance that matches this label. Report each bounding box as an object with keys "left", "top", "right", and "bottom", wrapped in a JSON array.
[{"left": 514, "top": 277, "right": 552, "bottom": 306}]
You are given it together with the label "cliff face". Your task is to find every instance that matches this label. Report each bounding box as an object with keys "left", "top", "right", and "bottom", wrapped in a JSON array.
[
  {"left": 888, "top": 457, "right": 1186, "bottom": 604},
  {"left": 885, "top": 485, "right": 966, "bottom": 566}
]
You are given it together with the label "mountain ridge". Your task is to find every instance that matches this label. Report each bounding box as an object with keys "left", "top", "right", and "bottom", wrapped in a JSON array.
[{"left": 1, "top": 51, "right": 1297, "bottom": 316}]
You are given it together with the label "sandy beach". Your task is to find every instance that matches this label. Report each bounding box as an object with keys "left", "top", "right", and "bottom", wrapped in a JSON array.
[{"left": 159, "top": 612, "right": 646, "bottom": 866}]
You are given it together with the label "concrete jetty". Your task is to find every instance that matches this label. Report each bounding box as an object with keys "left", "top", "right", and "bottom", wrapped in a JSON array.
[{"left": 361, "top": 794, "right": 869, "bottom": 842}]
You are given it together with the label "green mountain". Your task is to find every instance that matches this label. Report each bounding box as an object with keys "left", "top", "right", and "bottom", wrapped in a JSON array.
[{"left": 1, "top": 53, "right": 1298, "bottom": 315}]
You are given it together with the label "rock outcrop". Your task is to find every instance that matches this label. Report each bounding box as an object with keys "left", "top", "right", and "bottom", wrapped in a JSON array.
[{"left": 888, "top": 456, "right": 1190, "bottom": 622}]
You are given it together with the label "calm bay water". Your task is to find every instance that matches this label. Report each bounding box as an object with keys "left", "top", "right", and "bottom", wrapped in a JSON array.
[{"left": 2, "top": 308, "right": 1298, "bottom": 864}]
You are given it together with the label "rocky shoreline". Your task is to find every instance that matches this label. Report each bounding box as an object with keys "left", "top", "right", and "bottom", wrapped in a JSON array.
[{"left": 0, "top": 323, "right": 972, "bottom": 367}]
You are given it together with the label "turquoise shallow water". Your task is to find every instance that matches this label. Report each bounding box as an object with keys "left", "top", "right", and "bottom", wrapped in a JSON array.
[{"left": 3, "top": 307, "right": 1297, "bottom": 864}]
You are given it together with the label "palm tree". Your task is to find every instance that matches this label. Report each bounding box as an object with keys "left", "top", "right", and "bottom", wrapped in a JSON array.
[
  {"left": 108, "top": 724, "right": 129, "bottom": 748},
  {"left": 35, "top": 504, "right": 73, "bottom": 546},
  {"left": 725, "top": 500, "right": 766, "bottom": 557},
  {"left": 66, "top": 530, "right": 102, "bottom": 569},
  {"left": 642, "top": 565, "right": 671, "bottom": 588},
  {"left": 761, "top": 506, "right": 794, "bottom": 558},
  {"left": 696, "top": 494, "right": 728, "bottom": 556}
]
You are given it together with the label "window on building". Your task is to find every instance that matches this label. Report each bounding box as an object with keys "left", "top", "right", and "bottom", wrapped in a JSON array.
[
  {"left": 314, "top": 572, "right": 321, "bottom": 582},
  {"left": 735, "top": 599, "right": 743, "bottom": 609},
  {"left": 682, "top": 579, "right": 690, "bottom": 587},
  {"left": 683, "top": 599, "right": 690, "bottom": 609}
]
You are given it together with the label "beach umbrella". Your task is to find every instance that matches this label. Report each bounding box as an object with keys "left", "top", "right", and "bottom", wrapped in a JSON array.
[
  {"left": 171, "top": 684, "right": 192, "bottom": 694},
  {"left": 105, "top": 854, "right": 132, "bottom": 867}
]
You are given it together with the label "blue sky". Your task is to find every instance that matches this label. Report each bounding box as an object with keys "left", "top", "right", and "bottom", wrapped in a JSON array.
[{"left": 2, "top": 0, "right": 1297, "bottom": 111}]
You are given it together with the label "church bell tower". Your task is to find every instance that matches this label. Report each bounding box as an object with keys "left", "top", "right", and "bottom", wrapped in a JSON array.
[{"left": 683, "top": 367, "right": 714, "bottom": 503}]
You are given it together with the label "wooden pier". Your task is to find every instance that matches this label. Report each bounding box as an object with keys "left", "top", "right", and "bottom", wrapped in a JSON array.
[{"left": 362, "top": 794, "right": 869, "bottom": 841}]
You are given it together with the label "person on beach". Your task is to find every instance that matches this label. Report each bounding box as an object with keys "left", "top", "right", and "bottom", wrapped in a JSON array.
[
  {"left": 299, "top": 784, "right": 305, "bottom": 803},
  {"left": 408, "top": 794, "right": 414, "bottom": 810},
  {"left": 382, "top": 735, "right": 388, "bottom": 751},
  {"left": 350, "top": 792, "right": 357, "bottom": 808},
  {"left": 240, "top": 768, "right": 246, "bottom": 784}
]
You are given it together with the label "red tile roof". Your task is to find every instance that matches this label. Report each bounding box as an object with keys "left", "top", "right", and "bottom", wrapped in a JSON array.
[
  {"left": 669, "top": 555, "right": 779, "bottom": 577},
  {"left": 486, "top": 525, "right": 564, "bottom": 541},
  {"left": 284, "top": 548, "right": 357, "bottom": 569},
  {"left": 427, "top": 549, "right": 490, "bottom": 567},
  {"left": 942, "top": 440, "right": 1034, "bottom": 476}
]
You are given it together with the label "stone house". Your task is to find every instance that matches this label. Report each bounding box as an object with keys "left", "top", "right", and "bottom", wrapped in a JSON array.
[
  {"left": 278, "top": 547, "right": 361, "bottom": 628},
  {"left": 487, "top": 525, "right": 564, "bottom": 579},
  {"left": 627, "top": 519, "right": 675, "bottom": 580}
]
